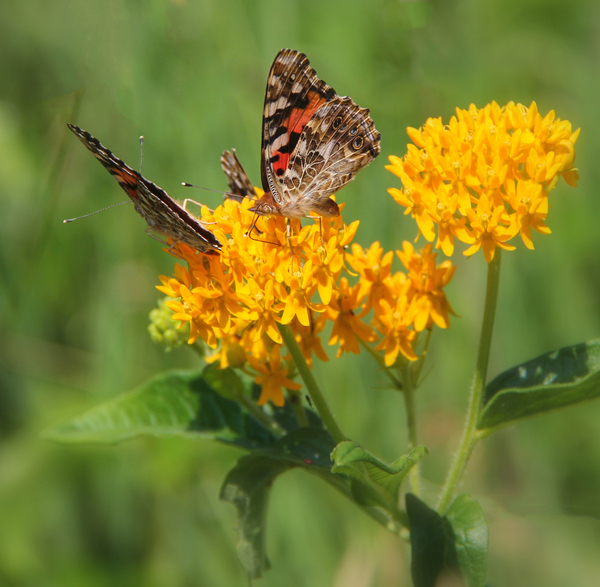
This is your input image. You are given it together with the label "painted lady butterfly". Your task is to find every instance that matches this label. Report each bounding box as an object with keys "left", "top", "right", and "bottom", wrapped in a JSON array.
[
  {"left": 222, "top": 49, "right": 381, "bottom": 220},
  {"left": 69, "top": 49, "right": 379, "bottom": 255},
  {"left": 67, "top": 123, "right": 222, "bottom": 255}
]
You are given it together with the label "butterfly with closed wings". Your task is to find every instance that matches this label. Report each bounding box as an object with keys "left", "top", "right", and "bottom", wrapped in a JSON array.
[
  {"left": 67, "top": 123, "right": 222, "bottom": 255},
  {"left": 222, "top": 49, "right": 381, "bottom": 224}
]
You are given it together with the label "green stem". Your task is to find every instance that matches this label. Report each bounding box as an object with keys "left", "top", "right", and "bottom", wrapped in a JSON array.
[
  {"left": 287, "top": 390, "right": 309, "bottom": 427},
  {"left": 437, "top": 251, "right": 502, "bottom": 513},
  {"left": 311, "top": 469, "right": 407, "bottom": 533},
  {"left": 400, "top": 366, "right": 420, "bottom": 496},
  {"left": 278, "top": 323, "right": 346, "bottom": 444},
  {"left": 358, "top": 337, "right": 403, "bottom": 389},
  {"left": 239, "top": 394, "right": 285, "bottom": 438},
  {"left": 412, "top": 328, "right": 432, "bottom": 385}
]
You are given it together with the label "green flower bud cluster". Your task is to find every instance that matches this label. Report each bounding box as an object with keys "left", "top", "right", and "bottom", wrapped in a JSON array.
[{"left": 148, "top": 297, "right": 195, "bottom": 353}]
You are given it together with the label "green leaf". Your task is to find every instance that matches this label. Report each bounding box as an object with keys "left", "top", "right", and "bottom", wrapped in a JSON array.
[
  {"left": 43, "top": 369, "right": 275, "bottom": 448},
  {"left": 221, "top": 427, "right": 337, "bottom": 579},
  {"left": 331, "top": 442, "right": 427, "bottom": 516},
  {"left": 257, "top": 426, "right": 337, "bottom": 468},
  {"left": 406, "top": 493, "right": 488, "bottom": 587},
  {"left": 445, "top": 494, "right": 488, "bottom": 587},
  {"left": 406, "top": 493, "right": 457, "bottom": 587},
  {"left": 478, "top": 339, "right": 600, "bottom": 431},
  {"left": 220, "top": 455, "right": 289, "bottom": 578}
]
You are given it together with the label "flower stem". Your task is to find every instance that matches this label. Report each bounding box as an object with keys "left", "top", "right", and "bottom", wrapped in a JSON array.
[
  {"left": 400, "top": 365, "right": 420, "bottom": 496},
  {"left": 412, "top": 328, "right": 432, "bottom": 385},
  {"left": 358, "top": 338, "right": 403, "bottom": 389},
  {"left": 239, "top": 394, "right": 285, "bottom": 438},
  {"left": 287, "top": 390, "right": 309, "bottom": 427},
  {"left": 437, "top": 251, "right": 502, "bottom": 513},
  {"left": 278, "top": 323, "right": 346, "bottom": 444},
  {"left": 311, "top": 469, "right": 407, "bottom": 533}
]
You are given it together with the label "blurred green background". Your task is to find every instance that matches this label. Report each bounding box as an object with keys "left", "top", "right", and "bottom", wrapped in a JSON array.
[{"left": 1, "top": 0, "right": 599, "bottom": 585}]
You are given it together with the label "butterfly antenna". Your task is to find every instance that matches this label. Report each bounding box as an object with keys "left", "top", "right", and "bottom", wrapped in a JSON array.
[
  {"left": 63, "top": 201, "right": 132, "bottom": 223},
  {"left": 139, "top": 135, "right": 144, "bottom": 173},
  {"left": 182, "top": 182, "right": 244, "bottom": 200}
]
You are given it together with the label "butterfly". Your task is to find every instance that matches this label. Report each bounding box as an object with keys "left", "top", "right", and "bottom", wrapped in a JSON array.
[
  {"left": 67, "top": 123, "right": 222, "bottom": 255},
  {"left": 227, "top": 49, "right": 380, "bottom": 221}
]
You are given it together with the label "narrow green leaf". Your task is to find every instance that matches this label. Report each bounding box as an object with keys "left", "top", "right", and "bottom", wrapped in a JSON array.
[
  {"left": 221, "top": 427, "right": 337, "bottom": 578},
  {"left": 406, "top": 494, "right": 488, "bottom": 587},
  {"left": 43, "top": 369, "right": 274, "bottom": 448},
  {"left": 478, "top": 339, "right": 600, "bottom": 430},
  {"left": 332, "top": 442, "right": 427, "bottom": 515},
  {"left": 445, "top": 494, "right": 488, "bottom": 587}
]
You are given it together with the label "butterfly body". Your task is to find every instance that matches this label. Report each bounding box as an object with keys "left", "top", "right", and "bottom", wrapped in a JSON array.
[{"left": 67, "top": 123, "right": 221, "bottom": 255}]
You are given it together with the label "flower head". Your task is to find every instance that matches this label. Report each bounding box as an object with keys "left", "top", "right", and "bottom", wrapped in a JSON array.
[
  {"left": 157, "top": 183, "right": 455, "bottom": 404},
  {"left": 387, "top": 101, "right": 579, "bottom": 261}
]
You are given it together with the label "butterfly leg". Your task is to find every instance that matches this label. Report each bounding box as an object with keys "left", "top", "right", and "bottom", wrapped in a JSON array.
[
  {"left": 305, "top": 214, "right": 326, "bottom": 246},
  {"left": 286, "top": 219, "right": 295, "bottom": 273},
  {"left": 183, "top": 198, "right": 214, "bottom": 214},
  {"left": 246, "top": 213, "right": 260, "bottom": 239},
  {"left": 318, "top": 216, "right": 324, "bottom": 246},
  {"left": 182, "top": 199, "right": 220, "bottom": 228},
  {"left": 246, "top": 214, "right": 279, "bottom": 247},
  {"left": 145, "top": 228, "right": 169, "bottom": 246},
  {"left": 144, "top": 229, "right": 185, "bottom": 259}
]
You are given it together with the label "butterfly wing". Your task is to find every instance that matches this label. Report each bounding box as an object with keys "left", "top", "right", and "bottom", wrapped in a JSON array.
[
  {"left": 67, "top": 124, "right": 221, "bottom": 254},
  {"left": 282, "top": 96, "right": 381, "bottom": 217},
  {"left": 220, "top": 149, "right": 256, "bottom": 202},
  {"left": 261, "top": 49, "right": 336, "bottom": 205}
]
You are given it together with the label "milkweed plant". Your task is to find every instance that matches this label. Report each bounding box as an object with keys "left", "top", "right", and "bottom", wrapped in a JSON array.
[{"left": 48, "top": 101, "right": 588, "bottom": 586}]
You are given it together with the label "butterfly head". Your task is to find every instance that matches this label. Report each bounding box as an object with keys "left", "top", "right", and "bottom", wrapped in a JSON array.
[{"left": 249, "top": 192, "right": 280, "bottom": 217}]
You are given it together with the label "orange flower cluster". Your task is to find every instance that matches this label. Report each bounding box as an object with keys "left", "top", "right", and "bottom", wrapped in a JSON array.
[
  {"left": 156, "top": 197, "right": 455, "bottom": 405},
  {"left": 387, "top": 101, "right": 580, "bottom": 262}
]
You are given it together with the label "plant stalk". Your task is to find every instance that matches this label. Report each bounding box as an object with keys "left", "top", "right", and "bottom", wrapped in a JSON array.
[
  {"left": 239, "top": 394, "right": 285, "bottom": 438},
  {"left": 312, "top": 469, "right": 407, "bottom": 533},
  {"left": 287, "top": 390, "right": 309, "bottom": 427},
  {"left": 278, "top": 323, "right": 346, "bottom": 443},
  {"left": 400, "top": 365, "right": 420, "bottom": 496},
  {"left": 358, "top": 337, "right": 403, "bottom": 389},
  {"left": 437, "top": 250, "right": 502, "bottom": 513}
]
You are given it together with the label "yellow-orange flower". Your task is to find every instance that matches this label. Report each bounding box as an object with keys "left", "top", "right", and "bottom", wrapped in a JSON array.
[
  {"left": 290, "top": 314, "right": 329, "bottom": 367},
  {"left": 346, "top": 242, "right": 395, "bottom": 315},
  {"left": 374, "top": 295, "right": 417, "bottom": 366},
  {"left": 396, "top": 242, "right": 456, "bottom": 331},
  {"left": 326, "top": 277, "right": 378, "bottom": 357},
  {"left": 157, "top": 181, "right": 455, "bottom": 403},
  {"left": 248, "top": 345, "right": 302, "bottom": 406},
  {"left": 387, "top": 101, "right": 579, "bottom": 261}
]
